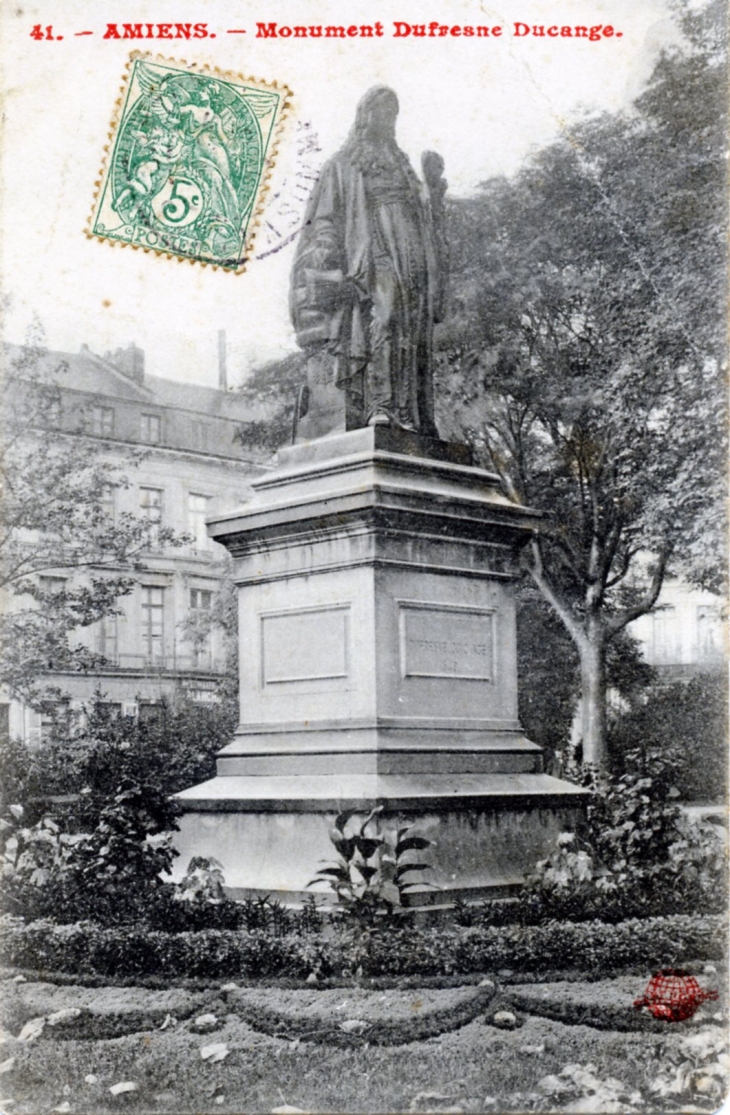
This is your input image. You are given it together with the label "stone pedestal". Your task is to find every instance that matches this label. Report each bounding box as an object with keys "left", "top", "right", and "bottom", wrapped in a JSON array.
[{"left": 175, "top": 427, "right": 587, "bottom": 903}]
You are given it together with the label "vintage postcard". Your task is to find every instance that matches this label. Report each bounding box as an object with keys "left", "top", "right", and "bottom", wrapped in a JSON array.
[{"left": 0, "top": 0, "right": 726, "bottom": 1113}]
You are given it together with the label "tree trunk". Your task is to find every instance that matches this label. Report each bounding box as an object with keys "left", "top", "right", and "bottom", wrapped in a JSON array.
[{"left": 578, "top": 627, "right": 608, "bottom": 769}]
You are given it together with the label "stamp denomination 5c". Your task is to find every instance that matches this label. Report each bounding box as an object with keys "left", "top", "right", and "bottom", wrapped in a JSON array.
[{"left": 88, "top": 52, "right": 290, "bottom": 272}]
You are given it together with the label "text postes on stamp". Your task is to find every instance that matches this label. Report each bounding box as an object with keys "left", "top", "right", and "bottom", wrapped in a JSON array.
[{"left": 88, "top": 53, "right": 290, "bottom": 272}]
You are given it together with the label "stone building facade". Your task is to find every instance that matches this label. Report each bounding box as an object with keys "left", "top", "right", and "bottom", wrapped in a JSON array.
[
  {"left": 3, "top": 341, "right": 262, "bottom": 744},
  {"left": 630, "top": 579, "right": 724, "bottom": 680}
]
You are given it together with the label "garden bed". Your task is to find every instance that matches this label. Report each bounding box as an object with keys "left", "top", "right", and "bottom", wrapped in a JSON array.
[{"left": 0, "top": 973, "right": 726, "bottom": 1114}]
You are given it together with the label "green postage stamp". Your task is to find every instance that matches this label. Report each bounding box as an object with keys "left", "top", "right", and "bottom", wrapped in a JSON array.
[{"left": 88, "top": 53, "right": 289, "bottom": 271}]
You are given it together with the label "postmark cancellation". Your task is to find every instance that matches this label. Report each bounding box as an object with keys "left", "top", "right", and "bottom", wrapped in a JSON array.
[{"left": 88, "top": 52, "right": 290, "bottom": 272}]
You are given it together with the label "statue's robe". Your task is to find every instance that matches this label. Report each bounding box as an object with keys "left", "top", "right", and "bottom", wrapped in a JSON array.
[{"left": 290, "top": 147, "right": 440, "bottom": 434}]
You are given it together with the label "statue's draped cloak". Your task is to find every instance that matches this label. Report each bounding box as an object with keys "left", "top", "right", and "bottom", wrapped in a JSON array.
[{"left": 290, "top": 149, "right": 439, "bottom": 433}]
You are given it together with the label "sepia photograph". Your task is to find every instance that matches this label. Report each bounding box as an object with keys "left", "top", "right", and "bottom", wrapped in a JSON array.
[{"left": 0, "top": 0, "right": 727, "bottom": 1111}]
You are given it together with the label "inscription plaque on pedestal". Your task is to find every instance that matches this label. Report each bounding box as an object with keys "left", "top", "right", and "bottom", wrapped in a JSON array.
[
  {"left": 398, "top": 601, "right": 495, "bottom": 681},
  {"left": 260, "top": 604, "right": 351, "bottom": 686}
]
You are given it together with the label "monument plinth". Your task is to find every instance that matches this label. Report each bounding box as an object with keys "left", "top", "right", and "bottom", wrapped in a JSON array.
[
  {"left": 175, "top": 86, "right": 587, "bottom": 902},
  {"left": 175, "top": 427, "right": 587, "bottom": 902}
]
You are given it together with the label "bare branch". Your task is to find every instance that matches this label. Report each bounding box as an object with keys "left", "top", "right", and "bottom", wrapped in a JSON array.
[
  {"left": 605, "top": 548, "right": 670, "bottom": 637},
  {"left": 527, "top": 537, "right": 587, "bottom": 649}
]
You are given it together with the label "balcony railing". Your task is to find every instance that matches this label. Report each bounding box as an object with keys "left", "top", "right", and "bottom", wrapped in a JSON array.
[{"left": 94, "top": 652, "right": 226, "bottom": 675}]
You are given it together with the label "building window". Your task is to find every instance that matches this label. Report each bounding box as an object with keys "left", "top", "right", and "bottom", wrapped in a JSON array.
[
  {"left": 37, "top": 578, "right": 67, "bottom": 668},
  {"left": 39, "top": 575, "right": 66, "bottom": 596},
  {"left": 138, "top": 702, "right": 165, "bottom": 730},
  {"left": 44, "top": 396, "right": 63, "bottom": 428},
  {"left": 94, "top": 701, "right": 122, "bottom": 722},
  {"left": 187, "top": 493, "right": 210, "bottom": 551},
  {"left": 190, "top": 588, "right": 213, "bottom": 612},
  {"left": 139, "top": 487, "right": 163, "bottom": 545},
  {"left": 40, "top": 700, "right": 71, "bottom": 743},
  {"left": 100, "top": 486, "right": 115, "bottom": 521},
  {"left": 40, "top": 705, "right": 57, "bottom": 743},
  {"left": 140, "top": 413, "right": 162, "bottom": 444},
  {"left": 91, "top": 405, "right": 115, "bottom": 436},
  {"left": 141, "top": 586, "right": 165, "bottom": 662},
  {"left": 190, "top": 587, "right": 214, "bottom": 667},
  {"left": 97, "top": 613, "right": 118, "bottom": 664},
  {"left": 697, "top": 605, "right": 722, "bottom": 662},
  {"left": 191, "top": 420, "right": 208, "bottom": 450},
  {"left": 651, "top": 606, "right": 678, "bottom": 665}
]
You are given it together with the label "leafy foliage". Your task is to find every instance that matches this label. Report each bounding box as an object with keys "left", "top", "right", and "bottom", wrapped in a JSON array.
[
  {"left": 233, "top": 351, "right": 305, "bottom": 453},
  {"left": 1, "top": 781, "right": 178, "bottom": 924},
  {"left": 309, "top": 808, "right": 436, "bottom": 924},
  {"left": 608, "top": 673, "right": 728, "bottom": 802},
  {"left": 437, "top": 0, "right": 727, "bottom": 764},
  {"left": 1, "top": 912, "right": 723, "bottom": 981},
  {"left": 174, "top": 855, "right": 227, "bottom": 905},
  {"left": 519, "top": 751, "right": 727, "bottom": 923},
  {"left": 0, "top": 696, "right": 237, "bottom": 924},
  {"left": 0, "top": 695, "right": 236, "bottom": 824}
]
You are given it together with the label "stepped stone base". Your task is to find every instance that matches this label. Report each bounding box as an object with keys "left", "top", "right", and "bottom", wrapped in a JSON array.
[
  {"left": 174, "top": 428, "right": 587, "bottom": 902},
  {"left": 175, "top": 774, "right": 586, "bottom": 903}
]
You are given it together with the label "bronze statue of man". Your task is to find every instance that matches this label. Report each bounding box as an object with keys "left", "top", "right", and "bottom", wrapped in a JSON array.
[{"left": 290, "top": 86, "right": 447, "bottom": 437}]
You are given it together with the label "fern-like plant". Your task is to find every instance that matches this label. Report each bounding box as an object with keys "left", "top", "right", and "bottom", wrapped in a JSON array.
[{"left": 309, "top": 807, "right": 437, "bottom": 924}]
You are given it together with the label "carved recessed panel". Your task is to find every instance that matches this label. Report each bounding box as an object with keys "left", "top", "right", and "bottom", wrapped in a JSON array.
[
  {"left": 260, "top": 604, "right": 350, "bottom": 686},
  {"left": 399, "top": 601, "right": 495, "bottom": 681}
]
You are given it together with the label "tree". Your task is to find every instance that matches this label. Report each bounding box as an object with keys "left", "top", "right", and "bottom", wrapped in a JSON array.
[
  {"left": 0, "top": 326, "right": 183, "bottom": 707},
  {"left": 517, "top": 585, "right": 654, "bottom": 769},
  {"left": 179, "top": 562, "right": 239, "bottom": 703},
  {"left": 234, "top": 350, "right": 305, "bottom": 453},
  {"left": 437, "top": 0, "right": 727, "bottom": 766}
]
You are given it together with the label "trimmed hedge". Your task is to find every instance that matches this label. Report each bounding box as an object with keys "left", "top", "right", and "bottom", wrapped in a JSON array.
[
  {"left": 20, "top": 984, "right": 498, "bottom": 1047},
  {"left": 1, "top": 914, "right": 724, "bottom": 981},
  {"left": 218, "top": 983, "right": 498, "bottom": 1046},
  {"left": 0, "top": 919, "right": 330, "bottom": 980},
  {"left": 503, "top": 990, "right": 681, "bottom": 1033}
]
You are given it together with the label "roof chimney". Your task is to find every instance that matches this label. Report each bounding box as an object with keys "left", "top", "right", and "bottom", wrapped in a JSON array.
[
  {"left": 106, "top": 343, "right": 145, "bottom": 384},
  {"left": 218, "top": 330, "right": 228, "bottom": 392}
]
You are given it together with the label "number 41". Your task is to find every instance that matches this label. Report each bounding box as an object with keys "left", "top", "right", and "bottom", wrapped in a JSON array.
[{"left": 30, "top": 24, "right": 56, "bottom": 39}]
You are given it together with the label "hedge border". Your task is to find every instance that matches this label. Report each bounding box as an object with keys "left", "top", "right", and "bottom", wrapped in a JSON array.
[
  {"left": 503, "top": 990, "right": 693, "bottom": 1034},
  {"left": 222, "top": 983, "right": 497, "bottom": 1047},
  {"left": 11, "top": 984, "right": 499, "bottom": 1048},
  {"left": 1, "top": 914, "right": 725, "bottom": 982}
]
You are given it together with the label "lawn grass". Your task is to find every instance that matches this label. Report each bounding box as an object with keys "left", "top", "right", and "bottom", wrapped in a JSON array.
[
  {"left": 4, "top": 1013, "right": 680, "bottom": 1114},
  {"left": 2, "top": 973, "right": 725, "bottom": 1114}
]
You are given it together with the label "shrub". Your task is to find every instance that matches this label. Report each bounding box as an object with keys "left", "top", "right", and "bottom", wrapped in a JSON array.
[
  {"left": 608, "top": 673, "right": 727, "bottom": 803},
  {"left": 0, "top": 694, "right": 239, "bottom": 925},
  {"left": 505, "top": 990, "right": 682, "bottom": 1033},
  {"left": 141, "top": 885, "right": 324, "bottom": 936},
  {"left": 0, "top": 694, "right": 237, "bottom": 822},
  {"left": 1, "top": 913, "right": 724, "bottom": 982},
  {"left": 1, "top": 778, "right": 180, "bottom": 924},
  {"left": 517, "top": 750, "right": 728, "bottom": 924}
]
